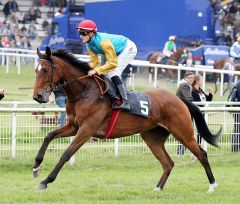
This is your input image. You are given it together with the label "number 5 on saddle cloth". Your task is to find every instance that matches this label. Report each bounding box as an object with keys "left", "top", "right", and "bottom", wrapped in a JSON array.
[{"left": 104, "top": 76, "right": 150, "bottom": 118}]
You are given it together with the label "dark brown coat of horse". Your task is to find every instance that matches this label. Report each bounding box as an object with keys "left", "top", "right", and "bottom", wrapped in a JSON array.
[
  {"left": 32, "top": 47, "right": 221, "bottom": 192},
  {"left": 147, "top": 48, "right": 184, "bottom": 80}
]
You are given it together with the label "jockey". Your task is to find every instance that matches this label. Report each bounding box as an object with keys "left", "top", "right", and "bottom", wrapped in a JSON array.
[
  {"left": 230, "top": 36, "right": 240, "bottom": 64},
  {"left": 162, "top": 35, "right": 177, "bottom": 59},
  {"left": 76, "top": 19, "right": 137, "bottom": 111}
]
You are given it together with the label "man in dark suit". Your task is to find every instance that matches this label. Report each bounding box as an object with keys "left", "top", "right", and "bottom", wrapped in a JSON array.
[{"left": 176, "top": 71, "right": 195, "bottom": 155}]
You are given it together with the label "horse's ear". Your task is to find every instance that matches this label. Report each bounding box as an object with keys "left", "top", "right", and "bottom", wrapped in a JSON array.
[
  {"left": 37, "top": 48, "right": 42, "bottom": 58},
  {"left": 45, "top": 46, "right": 52, "bottom": 57}
]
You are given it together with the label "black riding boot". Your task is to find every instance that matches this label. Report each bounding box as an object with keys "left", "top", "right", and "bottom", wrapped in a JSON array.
[{"left": 111, "top": 75, "right": 130, "bottom": 111}]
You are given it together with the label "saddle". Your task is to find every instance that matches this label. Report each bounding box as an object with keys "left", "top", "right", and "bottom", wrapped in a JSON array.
[{"left": 103, "top": 77, "right": 150, "bottom": 118}]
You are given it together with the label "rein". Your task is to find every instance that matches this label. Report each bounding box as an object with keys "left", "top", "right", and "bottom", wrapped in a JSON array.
[
  {"left": 62, "top": 74, "right": 109, "bottom": 95},
  {"left": 63, "top": 74, "right": 109, "bottom": 103}
]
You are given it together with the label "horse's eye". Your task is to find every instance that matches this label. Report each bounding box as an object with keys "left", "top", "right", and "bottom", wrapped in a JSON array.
[{"left": 42, "top": 68, "right": 49, "bottom": 73}]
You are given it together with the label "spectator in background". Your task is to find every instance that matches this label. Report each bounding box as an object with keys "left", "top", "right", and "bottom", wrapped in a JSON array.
[
  {"left": 230, "top": 36, "right": 240, "bottom": 64},
  {"left": 1, "top": 35, "right": 11, "bottom": 48},
  {"left": 53, "top": 85, "right": 67, "bottom": 127},
  {"left": 60, "top": 0, "right": 67, "bottom": 7},
  {"left": 42, "top": 18, "right": 50, "bottom": 34},
  {"left": 192, "top": 74, "right": 213, "bottom": 104},
  {"left": 192, "top": 74, "right": 213, "bottom": 145},
  {"left": 41, "top": 0, "right": 46, "bottom": 6},
  {"left": 0, "top": 88, "right": 4, "bottom": 100},
  {"left": 55, "top": 6, "right": 64, "bottom": 16},
  {"left": 23, "top": 12, "right": 31, "bottom": 24},
  {"left": 69, "top": 0, "right": 76, "bottom": 5},
  {"left": 176, "top": 71, "right": 194, "bottom": 101},
  {"left": 182, "top": 52, "right": 194, "bottom": 67},
  {"left": 3, "top": 0, "right": 12, "bottom": 17},
  {"left": 176, "top": 71, "right": 195, "bottom": 156},
  {"left": 34, "top": 6, "right": 42, "bottom": 19},
  {"left": 14, "top": 35, "right": 22, "bottom": 48},
  {"left": 10, "top": 0, "right": 18, "bottom": 13},
  {"left": 28, "top": 7, "right": 37, "bottom": 22},
  {"left": 27, "top": 21, "right": 37, "bottom": 40}
]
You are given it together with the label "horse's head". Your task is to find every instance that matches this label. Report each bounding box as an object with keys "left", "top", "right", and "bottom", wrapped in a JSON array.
[{"left": 33, "top": 46, "right": 63, "bottom": 103}]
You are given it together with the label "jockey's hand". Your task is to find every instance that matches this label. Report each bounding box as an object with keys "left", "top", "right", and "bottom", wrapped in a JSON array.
[{"left": 88, "top": 69, "right": 97, "bottom": 76}]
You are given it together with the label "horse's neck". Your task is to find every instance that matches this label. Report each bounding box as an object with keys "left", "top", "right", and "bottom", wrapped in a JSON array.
[{"left": 61, "top": 67, "right": 102, "bottom": 102}]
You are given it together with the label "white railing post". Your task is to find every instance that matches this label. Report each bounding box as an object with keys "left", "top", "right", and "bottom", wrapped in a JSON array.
[
  {"left": 153, "top": 66, "right": 158, "bottom": 88},
  {"left": 114, "top": 138, "right": 119, "bottom": 157},
  {"left": 6, "top": 55, "right": 9, "bottom": 73},
  {"left": 69, "top": 136, "right": 75, "bottom": 165},
  {"left": 202, "top": 71, "right": 206, "bottom": 91},
  {"left": 17, "top": 54, "right": 21, "bottom": 74},
  {"left": 220, "top": 73, "right": 224, "bottom": 96},
  {"left": 11, "top": 103, "right": 17, "bottom": 159},
  {"left": 131, "top": 73, "right": 135, "bottom": 90},
  {"left": 1, "top": 51, "right": 4, "bottom": 66}
]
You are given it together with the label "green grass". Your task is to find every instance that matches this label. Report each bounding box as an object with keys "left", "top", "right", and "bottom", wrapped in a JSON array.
[
  {"left": 0, "top": 153, "right": 239, "bottom": 204},
  {"left": 0, "top": 63, "right": 36, "bottom": 101}
]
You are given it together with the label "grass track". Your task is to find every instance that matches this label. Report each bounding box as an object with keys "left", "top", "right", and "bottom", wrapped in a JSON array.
[{"left": 0, "top": 153, "right": 239, "bottom": 204}]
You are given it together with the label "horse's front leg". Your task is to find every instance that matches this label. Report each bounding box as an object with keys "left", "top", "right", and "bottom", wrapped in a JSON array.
[
  {"left": 36, "top": 127, "right": 94, "bottom": 190},
  {"left": 33, "top": 123, "right": 77, "bottom": 178}
]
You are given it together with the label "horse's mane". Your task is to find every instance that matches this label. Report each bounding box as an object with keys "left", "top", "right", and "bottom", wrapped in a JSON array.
[{"left": 52, "top": 49, "right": 91, "bottom": 72}]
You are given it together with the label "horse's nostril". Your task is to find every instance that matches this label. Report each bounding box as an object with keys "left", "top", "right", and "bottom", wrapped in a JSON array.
[{"left": 33, "top": 95, "right": 43, "bottom": 103}]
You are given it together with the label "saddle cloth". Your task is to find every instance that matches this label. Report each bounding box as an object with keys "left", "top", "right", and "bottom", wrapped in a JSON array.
[{"left": 104, "top": 77, "right": 150, "bottom": 118}]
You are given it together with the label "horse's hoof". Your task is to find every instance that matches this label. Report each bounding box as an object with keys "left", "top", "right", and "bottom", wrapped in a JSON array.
[
  {"left": 33, "top": 166, "right": 41, "bottom": 178},
  {"left": 36, "top": 183, "right": 47, "bottom": 190},
  {"left": 207, "top": 182, "right": 217, "bottom": 193},
  {"left": 153, "top": 187, "right": 162, "bottom": 192}
]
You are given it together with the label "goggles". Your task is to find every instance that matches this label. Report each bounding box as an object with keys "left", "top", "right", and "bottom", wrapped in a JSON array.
[{"left": 79, "top": 30, "right": 89, "bottom": 36}]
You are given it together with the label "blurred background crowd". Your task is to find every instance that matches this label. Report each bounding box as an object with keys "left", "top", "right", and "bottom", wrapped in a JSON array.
[{"left": 0, "top": 0, "right": 68, "bottom": 50}]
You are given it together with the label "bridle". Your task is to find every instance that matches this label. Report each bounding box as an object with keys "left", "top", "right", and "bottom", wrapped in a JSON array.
[
  {"left": 39, "top": 57, "right": 109, "bottom": 98},
  {"left": 39, "top": 58, "right": 62, "bottom": 93}
]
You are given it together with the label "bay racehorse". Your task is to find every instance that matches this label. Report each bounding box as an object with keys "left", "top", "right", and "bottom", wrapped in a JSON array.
[
  {"left": 213, "top": 57, "right": 240, "bottom": 94},
  {"left": 32, "top": 47, "right": 221, "bottom": 192},
  {"left": 147, "top": 47, "right": 184, "bottom": 80}
]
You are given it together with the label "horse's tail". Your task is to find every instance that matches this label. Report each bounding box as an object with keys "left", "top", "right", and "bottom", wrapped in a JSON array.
[{"left": 180, "top": 97, "right": 222, "bottom": 147}]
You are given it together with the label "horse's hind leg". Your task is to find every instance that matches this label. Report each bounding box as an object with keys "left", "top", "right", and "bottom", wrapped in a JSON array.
[
  {"left": 33, "top": 124, "right": 77, "bottom": 178},
  {"left": 181, "top": 140, "right": 217, "bottom": 193},
  {"left": 140, "top": 127, "right": 173, "bottom": 191}
]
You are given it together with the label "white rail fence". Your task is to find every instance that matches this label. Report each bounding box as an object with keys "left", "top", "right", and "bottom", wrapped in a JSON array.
[
  {"left": 0, "top": 101, "right": 240, "bottom": 161},
  {"left": 1, "top": 48, "right": 240, "bottom": 96}
]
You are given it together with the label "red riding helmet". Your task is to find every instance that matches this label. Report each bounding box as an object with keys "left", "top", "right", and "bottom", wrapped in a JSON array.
[{"left": 77, "top": 19, "right": 97, "bottom": 32}]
